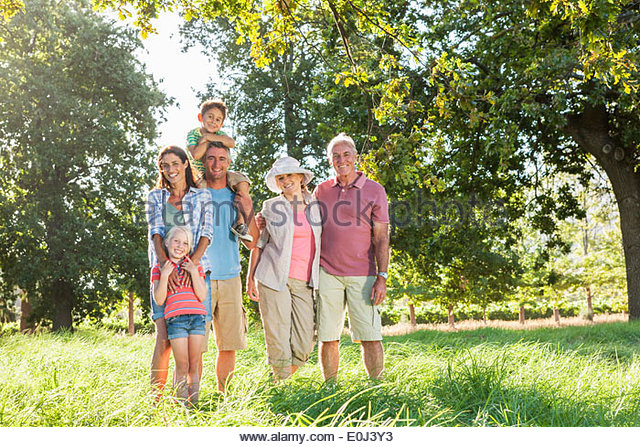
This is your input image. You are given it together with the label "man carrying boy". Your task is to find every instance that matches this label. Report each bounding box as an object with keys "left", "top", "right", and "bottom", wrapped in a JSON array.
[
  {"left": 187, "top": 98, "right": 253, "bottom": 242},
  {"left": 203, "top": 141, "right": 259, "bottom": 393}
]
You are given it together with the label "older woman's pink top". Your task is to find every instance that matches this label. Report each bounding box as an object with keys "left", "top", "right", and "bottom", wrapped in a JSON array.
[{"left": 288, "top": 210, "right": 316, "bottom": 282}]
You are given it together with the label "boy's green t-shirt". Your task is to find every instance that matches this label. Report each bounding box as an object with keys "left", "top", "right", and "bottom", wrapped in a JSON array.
[{"left": 186, "top": 127, "right": 228, "bottom": 175}]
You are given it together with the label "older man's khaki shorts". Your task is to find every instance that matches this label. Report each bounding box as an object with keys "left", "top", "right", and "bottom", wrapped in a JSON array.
[
  {"left": 209, "top": 275, "right": 247, "bottom": 351},
  {"left": 317, "top": 267, "right": 382, "bottom": 342}
]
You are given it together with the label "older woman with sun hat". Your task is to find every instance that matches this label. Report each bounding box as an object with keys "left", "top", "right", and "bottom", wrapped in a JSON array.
[{"left": 246, "top": 156, "right": 322, "bottom": 380}]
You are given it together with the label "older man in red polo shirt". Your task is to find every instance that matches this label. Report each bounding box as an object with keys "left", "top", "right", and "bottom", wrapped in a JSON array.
[{"left": 314, "top": 133, "right": 390, "bottom": 380}]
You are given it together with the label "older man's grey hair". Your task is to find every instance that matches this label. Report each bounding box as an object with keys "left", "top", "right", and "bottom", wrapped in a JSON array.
[{"left": 326, "top": 133, "right": 357, "bottom": 160}]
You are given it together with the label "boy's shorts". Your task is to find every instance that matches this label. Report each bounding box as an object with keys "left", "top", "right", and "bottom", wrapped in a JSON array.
[
  {"left": 194, "top": 170, "right": 250, "bottom": 191},
  {"left": 166, "top": 314, "right": 206, "bottom": 340},
  {"left": 316, "top": 267, "right": 382, "bottom": 342}
]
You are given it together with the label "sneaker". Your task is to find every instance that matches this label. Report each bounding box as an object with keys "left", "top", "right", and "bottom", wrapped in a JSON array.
[{"left": 231, "top": 222, "right": 253, "bottom": 242}]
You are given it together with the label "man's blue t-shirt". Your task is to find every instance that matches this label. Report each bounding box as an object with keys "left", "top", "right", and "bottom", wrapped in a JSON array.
[{"left": 206, "top": 187, "right": 241, "bottom": 279}]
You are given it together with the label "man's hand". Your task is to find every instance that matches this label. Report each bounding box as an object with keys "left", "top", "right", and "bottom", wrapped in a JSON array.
[
  {"left": 160, "top": 260, "right": 175, "bottom": 277},
  {"left": 179, "top": 260, "right": 193, "bottom": 288},
  {"left": 181, "top": 256, "right": 199, "bottom": 276},
  {"left": 255, "top": 212, "right": 266, "bottom": 231},
  {"left": 190, "top": 253, "right": 202, "bottom": 267},
  {"left": 246, "top": 278, "right": 260, "bottom": 302},
  {"left": 370, "top": 276, "right": 387, "bottom": 306},
  {"left": 166, "top": 262, "right": 180, "bottom": 293}
]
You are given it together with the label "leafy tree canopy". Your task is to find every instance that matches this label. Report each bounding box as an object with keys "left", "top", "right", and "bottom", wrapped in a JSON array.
[
  {"left": 0, "top": 0, "right": 166, "bottom": 329},
  {"left": 6, "top": 0, "right": 638, "bottom": 316}
]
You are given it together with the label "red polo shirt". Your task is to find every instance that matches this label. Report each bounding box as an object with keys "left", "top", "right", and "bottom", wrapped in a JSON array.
[{"left": 314, "top": 172, "right": 389, "bottom": 276}]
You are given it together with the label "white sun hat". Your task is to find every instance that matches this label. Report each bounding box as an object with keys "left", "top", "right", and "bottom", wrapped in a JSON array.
[{"left": 265, "top": 156, "right": 314, "bottom": 193}]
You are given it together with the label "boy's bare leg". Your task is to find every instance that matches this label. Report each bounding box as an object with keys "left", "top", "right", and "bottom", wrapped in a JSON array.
[
  {"left": 233, "top": 181, "right": 251, "bottom": 225},
  {"left": 196, "top": 174, "right": 207, "bottom": 189}
]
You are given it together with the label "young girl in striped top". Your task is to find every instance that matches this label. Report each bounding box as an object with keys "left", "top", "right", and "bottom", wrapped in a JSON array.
[{"left": 152, "top": 226, "right": 207, "bottom": 406}]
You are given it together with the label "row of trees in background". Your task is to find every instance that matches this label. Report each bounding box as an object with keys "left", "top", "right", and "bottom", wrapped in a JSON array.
[
  {"left": 176, "top": 1, "right": 632, "bottom": 322},
  {"left": 0, "top": 0, "right": 636, "bottom": 330},
  {"left": 388, "top": 172, "right": 626, "bottom": 326},
  {"left": 0, "top": 0, "right": 166, "bottom": 329},
  {"left": 85, "top": 0, "right": 640, "bottom": 321}
]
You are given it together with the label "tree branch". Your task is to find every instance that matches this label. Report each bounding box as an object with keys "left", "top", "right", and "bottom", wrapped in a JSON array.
[{"left": 327, "top": 0, "right": 355, "bottom": 67}]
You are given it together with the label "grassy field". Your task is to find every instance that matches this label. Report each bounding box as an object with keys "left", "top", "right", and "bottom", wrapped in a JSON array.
[{"left": 1, "top": 320, "right": 640, "bottom": 427}]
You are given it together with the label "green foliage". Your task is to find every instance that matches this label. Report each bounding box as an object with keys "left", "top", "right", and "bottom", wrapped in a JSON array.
[
  {"left": 99, "top": 314, "right": 154, "bottom": 334},
  {"left": 179, "top": 14, "right": 374, "bottom": 208},
  {"left": 0, "top": 0, "right": 23, "bottom": 20},
  {"left": 0, "top": 0, "right": 166, "bottom": 329},
  {"left": 96, "top": 0, "right": 637, "bottom": 314}
]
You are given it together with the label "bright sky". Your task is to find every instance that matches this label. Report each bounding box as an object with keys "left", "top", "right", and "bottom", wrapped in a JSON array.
[{"left": 134, "top": 14, "right": 216, "bottom": 148}]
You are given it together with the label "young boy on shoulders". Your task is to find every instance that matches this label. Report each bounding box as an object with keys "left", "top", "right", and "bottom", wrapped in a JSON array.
[{"left": 186, "top": 98, "right": 253, "bottom": 242}]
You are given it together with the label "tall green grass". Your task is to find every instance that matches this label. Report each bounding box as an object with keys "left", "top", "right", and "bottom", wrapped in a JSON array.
[{"left": 1, "top": 321, "right": 640, "bottom": 426}]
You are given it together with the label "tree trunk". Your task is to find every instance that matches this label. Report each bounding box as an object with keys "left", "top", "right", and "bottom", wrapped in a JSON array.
[
  {"left": 553, "top": 307, "right": 561, "bottom": 324},
  {"left": 567, "top": 105, "right": 640, "bottom": 319},
  {"left": 52, "top": 279, "right": 73, "bottom": 331},
  {"left": 483, "top": 306, "right": 487, "bottom": 324},
  {"left": 586, "top": 286, "right": 594, "bottom": 321},
  {"left": 20, "top": 295, "right": 35, "bottom": 333},
  {"left": 128, "top": 292, "right": 135, "bottom": 336},
  {"left": 408, "top": 303, "right": 416, "bottom": 327},
  {"left": 448, "top": 304, "right": 455, "bottom": 327},
  {"left": 519, "top": 305, "right": 525, "bottom": 325}
]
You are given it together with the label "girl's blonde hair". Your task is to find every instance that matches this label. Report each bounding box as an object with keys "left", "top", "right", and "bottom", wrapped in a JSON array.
[{"left": 163, "top": 226, "right": 194, "bottom": 255}]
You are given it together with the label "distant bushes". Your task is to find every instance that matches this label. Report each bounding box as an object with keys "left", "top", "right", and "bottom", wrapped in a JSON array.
[
  {"left": 99, "top": 316, "right": 154, "bottom": 334},
  {"left": 90, "top": 294, "right": 628, "bottom": 333},
  {"left": 380, "top": 298, "right": 626, "bottom": 326}
]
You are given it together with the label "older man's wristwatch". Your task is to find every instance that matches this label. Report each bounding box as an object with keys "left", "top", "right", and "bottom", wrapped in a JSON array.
[{"left": 377, "top": 272, "right": 388, "bottom": 280}]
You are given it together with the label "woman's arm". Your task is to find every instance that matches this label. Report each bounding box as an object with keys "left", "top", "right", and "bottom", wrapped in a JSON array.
[
  {"left": 189, "top": 236, "right": 210, "bottom": 266},
  {"left": 246, "top": 246, "right": 263, "bottom": 301},
  {"left": 152, "top": 234, "right": 168, "bottom": 264}
]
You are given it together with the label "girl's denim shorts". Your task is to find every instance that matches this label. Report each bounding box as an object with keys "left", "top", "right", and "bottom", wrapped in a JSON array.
[{"left": 166, "top": 314, "right": 206, "bottom": 340}]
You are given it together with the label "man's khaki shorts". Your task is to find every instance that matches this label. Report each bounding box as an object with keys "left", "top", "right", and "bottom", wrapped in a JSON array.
[
  {"left": 317, "top": 267, "right": 382, "bottom": 342},
  {"left": 258, "top": 278, "right": 316, "bottom": 375},
  {"left": 208, "top": 275, "right": 247, "bottom": 351}
]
